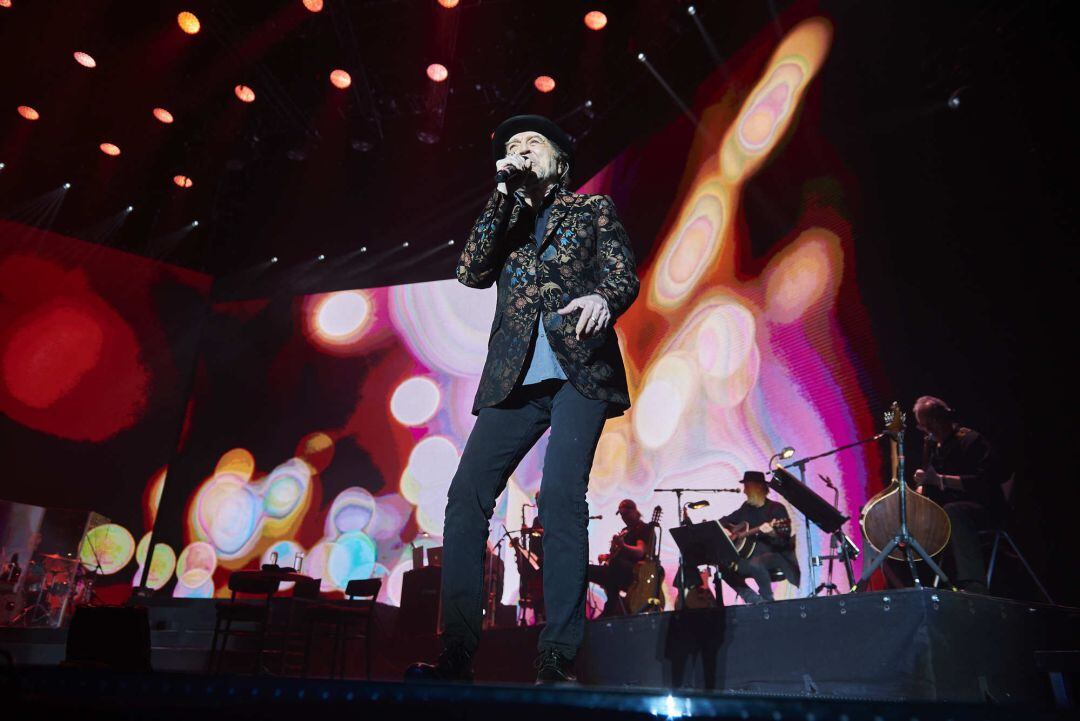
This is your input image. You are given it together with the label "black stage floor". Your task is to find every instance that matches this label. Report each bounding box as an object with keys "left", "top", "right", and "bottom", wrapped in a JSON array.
[{"left": 2, "top": 588, "right": 1076, "bottom": 718}]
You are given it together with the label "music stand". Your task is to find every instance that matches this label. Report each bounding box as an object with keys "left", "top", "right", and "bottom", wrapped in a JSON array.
[
  {"left": 768, "top": 467, "right": 857, "bottom": 589},
  {"left": 669, "top": 521, "right": 741, "bottom": 576}
]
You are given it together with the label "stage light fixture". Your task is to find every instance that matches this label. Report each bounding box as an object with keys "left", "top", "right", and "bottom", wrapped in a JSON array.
[
  {"left": 126, "top": 206, "right": 133, "bottom": 212},
  {"left": 100, "top": 143, "right": 121, "bottom": 156},
  {"left": 303, "top": 0, "right": 323, "bottom": 12},
  {"left": 637, "top": 52, "right": 646, "bottom": 62},
  {"left": 360, "top": 246, "right": 367, "bottom": 253},
  {"left": 426, "top": 63, "right": 448, "bottom": 82},
  {"left": 438, "top": 0, "right": 460, "bottom": 8},
  {"left": 447, "top": 240, "right": 454, "bottom": 246},
  {"left": 0, "top": 1, "right": 12, "bottom": 8},
  {"left": 687, "top": 5, "right": 697, "bottom": 15},
  {"left": 402, "top": 242, "right": 409, "bottom": 248},
  {"left": 235, "top": 85, "right": 256, "bottom": 103},
  {"left": 270, "top": 256, "right": 278, "bottom": 263},
  {"left": 153, "top": 107, "right": 174, "bottom": 124},
  {"left": 173, "top": 175, "right": 194, "bottom": 188},
  {"left": 534, "top": 75, "right": 556, "bottom": 93},
  {"left": 74, "top": 52, "right": 97, "bottom": 68},
  {"left": 63, "top": 182, "right": 72, "bottom": 189},
  {"left": 17, "top": 105, "right": 40, "bottom": 121},
  {"left": 330, "top": 69, "right": 351, "bottom": 89},
  {"left": 0, "top": 163, "right": 5, "bottom": 170},
  {"left": 584, "top": 11, "right": 607, "bottom": 31},
  {"left": 192, "top": 220, "right": 199, "bottom": 227},
  {"left": 177, "top": 11, "right": 200, "bottom": 34},
  {"left": 317, "top": 253, "right": 326, "bottom": 261}
]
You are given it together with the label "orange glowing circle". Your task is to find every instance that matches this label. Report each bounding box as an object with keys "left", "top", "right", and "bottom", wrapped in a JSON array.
[
  {"left": 73, "top": 51, "right": 97, "bottom": 68},
  {"left": 330, "top": 69, "right": 351, "bottom": 89},
  {"left": 426, "top": 63, "right": 448, "bottom": 82},
  {"left": 100, "top": 142, "right": 120, "bottom": 156},
  {"left": 437, "top": 0, "right": 460, "bottom": 7},
  {"left": 173, "top": 175, "right": 193, "bottom": 188},
  {"left": 153, "top": 107, "right": 174, "bottom": 124},
  {"left": 302, "top": 0, "right": 323, "bottom": 11},
  {"left": 584, "top": 11, "right": 607, "bottom": 31},
  {"left": 0, "top": 1, "right": 12, "bottom": 8},
  {"left": 177, "top": 11, "right": 200, "bottom": 34},
  {"left": 534, "top": 75, "right": 556, "bottom": 93},
  {"left": 234, "top": 85, "right": 255, "bottom": 103},
  {"left": 17, "top": 105, "right": 39, "bottom": 121}
]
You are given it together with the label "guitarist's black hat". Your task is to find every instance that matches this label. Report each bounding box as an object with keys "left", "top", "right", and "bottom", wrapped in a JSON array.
[{"left": 739, "top": 470, "right": 767, "bottom": 484}]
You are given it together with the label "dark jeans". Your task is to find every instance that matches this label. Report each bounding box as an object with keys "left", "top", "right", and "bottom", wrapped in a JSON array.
[
  {"left": 441, "top": 379, "right": 609, "bottom": 659},
  {"left": 721, "top": 551, "right": 798, "bottom": 602}
]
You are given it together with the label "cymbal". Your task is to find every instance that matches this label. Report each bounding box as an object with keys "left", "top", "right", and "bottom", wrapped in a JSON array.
[{"left": 39, "top": 553, "right": 77, "bottom": 562}]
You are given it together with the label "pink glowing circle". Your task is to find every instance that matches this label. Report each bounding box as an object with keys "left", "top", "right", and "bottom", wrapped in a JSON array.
[
  {"left": 73, "top": 52, "right": 97, "bottom": 68},
  {"left": 390, "top": 376, "right": 441, "bottom": 426},
  {"left": 312, "top": 291, "right": 373, "bottom": 344}
]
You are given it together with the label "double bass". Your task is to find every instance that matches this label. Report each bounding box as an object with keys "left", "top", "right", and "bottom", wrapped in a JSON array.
[{"left": 859, "top": 402, "right": 951, "bottom": 561}]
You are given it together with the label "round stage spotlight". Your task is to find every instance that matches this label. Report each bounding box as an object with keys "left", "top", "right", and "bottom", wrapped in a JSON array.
[
  {"left": 426, "top": 63, "right": 448, "bottom": 82},
  {"left": 74, "top": 52, "right": 97, "bottom": 68},
  {"left": 17, "top": 105, "right": 40, "bottom": 121},
  {"left": 100, "top": 143, "right": 121, "bottom": 156},
  {"left": 153, "top": 107, "right": 174, "bottom": 124},
  {"left": 235, "top": 85, "right": 256, "bottom": 103},
  {"left": 584, "top": 11, "right": 607, "bottom": 31},
  {"left": 534, "top": 75, "right": 556, "bottom": 93},
  {"left": 177, "top": 11, "right": 200, "bottom": 35},
  {"left": 330, "top": 69, "right": 351, "bottom": 89}
]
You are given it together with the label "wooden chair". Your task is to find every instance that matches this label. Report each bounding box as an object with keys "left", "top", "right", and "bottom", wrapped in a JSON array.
[
  {"left": 302, "top": 578, "right": 382, "bottom": 679},
  {"left": 208, "top": 572, "right": 280, "bottom": 674}
]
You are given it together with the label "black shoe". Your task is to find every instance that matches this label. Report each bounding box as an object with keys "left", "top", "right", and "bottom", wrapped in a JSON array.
[
  {"left": 405, "top": 643, "right": 474, "bottom": 683},
  {"left": 535, "top": 648, "right": 577, "bottom": 684}
]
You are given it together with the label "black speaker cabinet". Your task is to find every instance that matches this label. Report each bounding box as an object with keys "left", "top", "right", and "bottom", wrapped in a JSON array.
[
  {"left": 398, "top": 566, "right": 441, "bottom": 636},
  {"left": 64, "top": 605, "right": 151, "bottom": 671}
]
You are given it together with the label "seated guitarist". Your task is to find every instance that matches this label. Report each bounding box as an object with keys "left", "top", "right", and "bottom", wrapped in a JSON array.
[
  {"left": 719, "top": 471, "right": 801, "bottom": 604},
  {"left": 589, "top": 499, "right": 654, "bottom": 616}
]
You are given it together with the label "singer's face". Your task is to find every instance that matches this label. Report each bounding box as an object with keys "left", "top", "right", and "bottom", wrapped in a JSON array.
[{"left": 504, "top": 131, "right": 562, "bottom": 186}]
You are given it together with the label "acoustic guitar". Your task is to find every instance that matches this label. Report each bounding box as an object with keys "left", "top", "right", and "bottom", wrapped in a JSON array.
[
  {"left": 723, "top": 517, "right": 792, "bottom": 558},
  {"left": 625, "top": 505, "right": 665, "bottom": 614}
]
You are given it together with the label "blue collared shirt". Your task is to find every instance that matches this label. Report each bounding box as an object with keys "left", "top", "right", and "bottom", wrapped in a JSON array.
[{"left": 520, "top": 191, "right": 568, "bottom": 386}]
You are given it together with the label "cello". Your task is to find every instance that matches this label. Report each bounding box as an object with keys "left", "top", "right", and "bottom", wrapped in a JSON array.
[{"left": 859, "top": 401, "right": 951, "bottom": 561}]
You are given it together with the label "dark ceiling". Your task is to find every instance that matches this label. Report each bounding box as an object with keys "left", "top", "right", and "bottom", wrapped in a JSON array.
[{"left": 0, "top": 0, "right": 790, "bottom": 292}]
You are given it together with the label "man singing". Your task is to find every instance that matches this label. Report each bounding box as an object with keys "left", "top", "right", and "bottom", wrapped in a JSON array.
[{"left": 408, "top": 115, "right": 639, "bottom": 684}]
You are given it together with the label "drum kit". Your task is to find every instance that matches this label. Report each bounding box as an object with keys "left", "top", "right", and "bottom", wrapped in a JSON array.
[{"left": 3, "top": 552, "right": 97, "bottom": 628}]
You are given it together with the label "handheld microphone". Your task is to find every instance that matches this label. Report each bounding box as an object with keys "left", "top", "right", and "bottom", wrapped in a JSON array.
[
  {"left": 494, "top": 168, "right": 516, "bottom": 184},
  {"left": 588, "top": 514, "right": 603, "bottom": 520}
]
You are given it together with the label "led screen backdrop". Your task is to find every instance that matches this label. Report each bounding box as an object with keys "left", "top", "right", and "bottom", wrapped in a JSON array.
[
  {"left": 0, "top": 220, "right": 211, "bottom": 601},
  {"left": 149, "top": 14, "right": 885, "bottom": 608}
]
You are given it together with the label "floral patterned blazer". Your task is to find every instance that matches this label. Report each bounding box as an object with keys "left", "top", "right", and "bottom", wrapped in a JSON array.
[{"left": 457, "top": 185, "right": 639, "bottom": 418}]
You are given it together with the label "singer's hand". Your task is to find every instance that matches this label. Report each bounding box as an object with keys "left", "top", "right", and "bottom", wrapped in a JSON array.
[
  {"left": 557, "top": 293, "right": 611, "bottom": 339},
  {"left": 495, "top": 153, "right": 531, "bottom": 194}
]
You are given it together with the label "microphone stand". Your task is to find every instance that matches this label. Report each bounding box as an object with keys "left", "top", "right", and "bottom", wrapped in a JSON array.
[
  {"left": 654, "top": 487, "right": 741, "bottom": 607},
  {"left": 782, "top": 433, "right": 884, "bottom": 597}
]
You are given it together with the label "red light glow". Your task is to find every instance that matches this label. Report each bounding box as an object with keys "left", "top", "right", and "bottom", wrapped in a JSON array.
[
  {"left": 173, "top": 175, "right": 194, "bottom": 188},
  {"left": 100, "top": 143, "right": 121, "bottom": 156},
  {"left": 437, "top": 0, "right": 460, "bottom": 8},
  {"left": 0, "top": 1, "right": 12, "bottom": 8},
  {"left": 153, "top": 107, "right": 174, "bottom": 124},
  {"left": 303, "top": 0, "right": 323, "bottom": 11},
  {"left": 74, "top": 52, "right": 97, "bottom": 68},
  {"left": 17, "top": 105, "right": 39, "bottom": 121},
  {"left": 330, "top": 69, "right": 351, "bottom": 89},
  {"left": 584, "top": 11, "right": 607, "bottom": 31},
  {"left": 177, "top": 11, "right": 200, "bottom": 34},
  {"left": 235, "top": 85, "right": 256, "bottom": 103},
  {"left": 426, "top": 63, "right": 448, "bottom": 82},
  {"left": 534, "top": 75, "right": 556, "bottom": 93}
]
